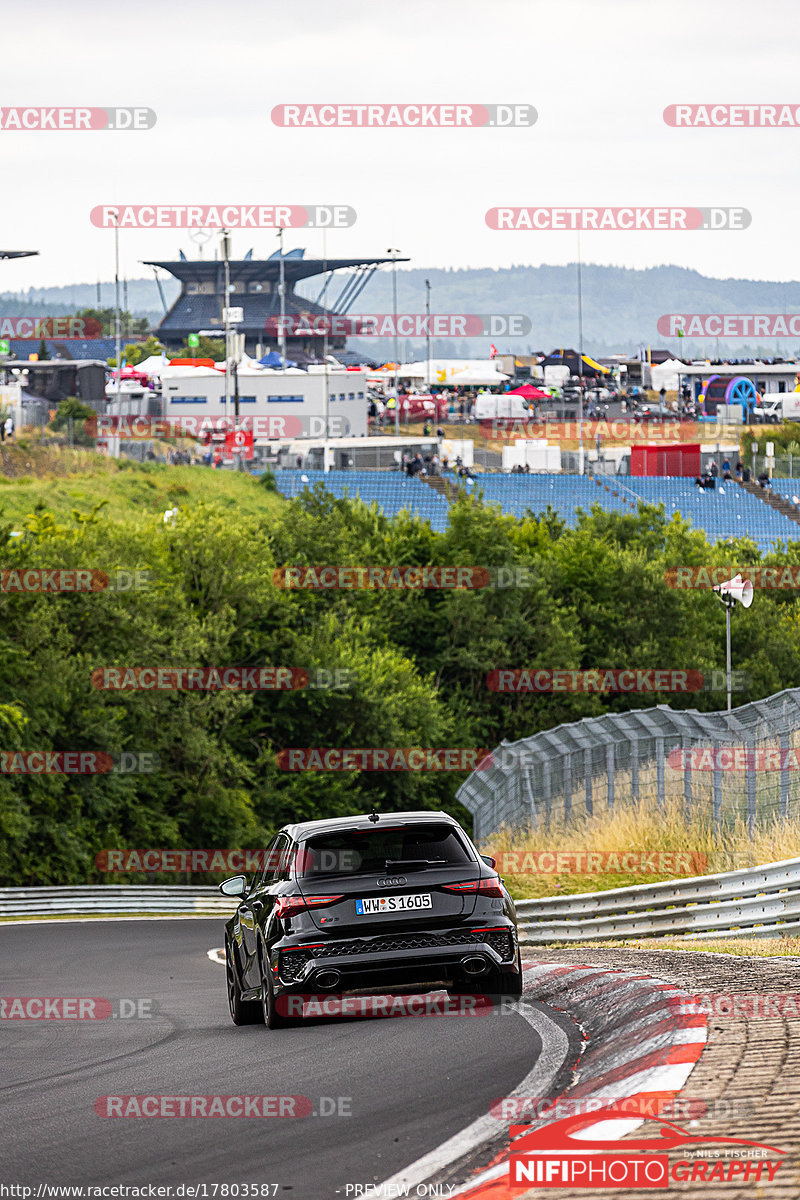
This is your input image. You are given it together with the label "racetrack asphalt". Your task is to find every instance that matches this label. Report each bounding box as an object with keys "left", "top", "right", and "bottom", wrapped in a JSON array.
[{"left": 0, "top": 920, "right": 570, "bottom": 1199}]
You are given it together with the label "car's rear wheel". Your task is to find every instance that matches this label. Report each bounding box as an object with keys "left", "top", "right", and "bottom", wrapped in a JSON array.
[
  {"left": 259, "top": 950, "right": 296, "bottom": 1030},
  {"left": 225, "top": 937, "right": 262, "bottom": 1026}
]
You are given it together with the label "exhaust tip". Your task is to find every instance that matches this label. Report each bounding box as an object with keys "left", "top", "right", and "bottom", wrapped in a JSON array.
[
  {"left": 461, "top": 955, "right": 489, "bottom": 977},
  {"left": 314, "top": 969, "right": 342, "bottom": 990}
]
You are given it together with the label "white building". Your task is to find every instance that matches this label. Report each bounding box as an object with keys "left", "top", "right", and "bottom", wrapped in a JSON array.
[
  {"left": 159, "top": 363, "right": 368, "bottom": 438},
  {"left": 675, "top": 361, "right": 800, "bottom": 396}
]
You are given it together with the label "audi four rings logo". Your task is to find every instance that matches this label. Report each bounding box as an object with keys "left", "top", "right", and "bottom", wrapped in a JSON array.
[{"left": 377, "top": 876, "right": 406, "bottom": 887}]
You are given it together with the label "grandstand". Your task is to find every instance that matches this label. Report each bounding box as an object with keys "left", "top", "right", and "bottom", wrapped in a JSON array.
[
  {"left": 3, "top": 336, "right": 118, "bottom": 361},
  {"left": 270, "top": 469, "right": 450, "bottom": 533},
  {"left": 269, "top": 469, "right": 800, "bottom": 549},
  {"left": 145, "top": 250, "right": 407, "bottom": 358}
]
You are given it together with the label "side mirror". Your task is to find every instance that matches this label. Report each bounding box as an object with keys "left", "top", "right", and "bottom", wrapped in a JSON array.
[
  {"left": 480, "top": 854, "right": 496, "bottom": 869},
  {"left": 219, "top": 874, "right": 248, "bottom": 899}
]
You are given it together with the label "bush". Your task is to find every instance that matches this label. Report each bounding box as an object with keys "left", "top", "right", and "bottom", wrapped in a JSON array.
[{"left": 48, "top": 397, "right": 96, "bottom": 446}]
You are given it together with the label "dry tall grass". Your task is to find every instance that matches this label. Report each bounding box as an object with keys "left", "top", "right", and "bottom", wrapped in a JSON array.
[{"left": 482, "top": 799, "right": 800, "bottom": 899}]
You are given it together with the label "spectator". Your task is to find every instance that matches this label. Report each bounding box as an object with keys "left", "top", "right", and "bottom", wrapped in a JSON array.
[
  {"left": 722, "top": 457, "right": 731, "bottom": 480},
  {"left": 735, "top": 461, "right": 743, "bottom": 480},
  {"left": 708, "top": 459, "right": 719, "bottom": 478},
  {"left": 4, "top": 415, "right": 13, "bottom": 442},
  {"left": 742, "top": 466, "right": 751, "bottom": 482}
]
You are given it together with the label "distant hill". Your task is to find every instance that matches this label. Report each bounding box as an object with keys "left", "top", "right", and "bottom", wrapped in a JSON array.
[{"left": 4, "top": 264, "right": 800, "bottom": 358}]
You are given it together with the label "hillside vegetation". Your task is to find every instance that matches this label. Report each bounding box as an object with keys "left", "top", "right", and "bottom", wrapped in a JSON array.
[{"left": 2, "top": 449, "right": 800, "bottom": 885}]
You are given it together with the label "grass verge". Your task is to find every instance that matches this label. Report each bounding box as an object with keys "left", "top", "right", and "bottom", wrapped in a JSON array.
[{"left": 525, "top": 936, "right": 800, "bottom": 958}]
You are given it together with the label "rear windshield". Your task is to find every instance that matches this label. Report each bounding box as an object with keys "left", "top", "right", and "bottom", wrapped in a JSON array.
[{"left": 297, "top": 823, "right": 473, "bottom": 878}]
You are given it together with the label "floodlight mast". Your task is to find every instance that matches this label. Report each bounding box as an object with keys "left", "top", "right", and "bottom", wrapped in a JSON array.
[{"left": 712, "top": 574, "right": 754, "bottom": 711}]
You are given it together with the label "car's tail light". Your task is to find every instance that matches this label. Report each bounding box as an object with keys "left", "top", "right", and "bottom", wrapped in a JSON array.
[
  {"left": 442, "top": 878, "right": 504, "bottom": 897},
  {"left": 274, "top": 894, "right": 343, "bottom": 919}
]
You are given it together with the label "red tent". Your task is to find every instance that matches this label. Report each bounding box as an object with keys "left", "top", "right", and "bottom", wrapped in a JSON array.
[
  {"left": 111, "top": 366, "right": 150, "bottom": 384},
  {"left": 508, "top": 384, "right": 550, "bottom": 400}
]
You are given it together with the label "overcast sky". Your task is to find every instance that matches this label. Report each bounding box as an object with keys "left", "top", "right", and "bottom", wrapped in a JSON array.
[{"left": 2, "top": 0, "right": 798, "bottom": 292}]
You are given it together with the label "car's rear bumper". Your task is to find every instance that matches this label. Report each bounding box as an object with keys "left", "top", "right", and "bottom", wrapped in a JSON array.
[{"left": 272, "top": 923, "right": 519, "bottom": 992}]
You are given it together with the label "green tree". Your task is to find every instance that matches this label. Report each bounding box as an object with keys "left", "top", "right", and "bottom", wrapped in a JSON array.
[
  {"left": 174, "top": 335, "right": 226, "bottom": 362},
  {"left": 121, "top": 335, "right": 164, "bottom": 366}
]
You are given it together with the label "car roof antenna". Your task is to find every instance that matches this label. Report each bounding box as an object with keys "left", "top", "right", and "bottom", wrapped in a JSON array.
[{"left": 368, "top": 808, "right": 380, "bottom": 823}]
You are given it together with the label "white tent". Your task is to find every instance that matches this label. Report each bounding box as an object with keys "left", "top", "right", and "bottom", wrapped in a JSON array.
[
  {"left": 650, "top": 358, "right": 688, "bottom": 393},
  {"left": 449, "top": 366, "right": 510, "bottom": 386},
  {"left": 397, "top": 359, "right": 509, "bottom": 384},
  {"left": 133, "top": 354, "right": 170, "bottom": 378},
  {"left": 158, "top": 363, "right": 222, "bottom": 379}
]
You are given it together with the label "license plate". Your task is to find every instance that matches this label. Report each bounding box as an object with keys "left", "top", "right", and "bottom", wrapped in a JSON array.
[{"left": 355, "top": 893, "right": 433, "bottom": 915}]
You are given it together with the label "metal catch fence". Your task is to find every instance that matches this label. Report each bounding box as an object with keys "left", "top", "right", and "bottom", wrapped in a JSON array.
[{"left": 457, "top": 688, "right": 800, "bottom": 841}]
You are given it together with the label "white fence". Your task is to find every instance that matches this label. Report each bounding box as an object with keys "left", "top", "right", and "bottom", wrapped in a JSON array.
[{"left": 0, "top": 886, "right": 236, "bottom": 918}]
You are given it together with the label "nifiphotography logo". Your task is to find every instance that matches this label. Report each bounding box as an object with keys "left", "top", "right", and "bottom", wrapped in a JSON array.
[{"left": 508, "top": 1101, "right": 786, "bottom": 1188}]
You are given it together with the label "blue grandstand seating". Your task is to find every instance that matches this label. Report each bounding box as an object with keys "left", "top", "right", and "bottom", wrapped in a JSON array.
[
  {"left": 269, "top": 469, "right": 451, "bottom": 533},
  {"left": 264, "top": 470, "right": 800, "bottom": 550}
]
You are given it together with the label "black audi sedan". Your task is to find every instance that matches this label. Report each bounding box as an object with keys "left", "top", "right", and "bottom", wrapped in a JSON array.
[{"left": 220, "top": 810, "right": 522, "bottom": 1028}]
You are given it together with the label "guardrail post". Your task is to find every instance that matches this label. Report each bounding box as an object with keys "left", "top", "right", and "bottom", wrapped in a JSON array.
[
  {"left": 712, "top": 743, "right": 722, "bottom": 830},
  {"left": 606, "top": 743, "right": 615, "bottom": 810},
  {"left": 682, "top": 738, "right": 693, "bottom": 824},
  {"left": 746, "top": 735, "right": 757, "bottom": 837},
  {"left": 515, "top": 753, "right": 537, "bottom": 830},
  {"left": 584, "top": 748, "right": 593, "bottom": 816},
  {"left": 542, "top": 759, "right": 552, "bottom": 828},
  {"left": 564, "top": 753, "right": 572, "bottom": 825},
  {"left": 656, "top": 737, "right": 665, "bottom": 809},
  {"left": 780, "top": 731, "right": 790, "bottom": 820},
  {"left": 631, "top": 740, "right": 639, "bottom": 802}
]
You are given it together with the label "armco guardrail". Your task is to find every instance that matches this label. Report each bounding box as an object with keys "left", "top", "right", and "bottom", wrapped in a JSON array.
[
  {"left": 516, "top": 855, "right": 800, "bottom": 942},
  {"left": 0, "top": 886, "right": 238, "bottom": 918}
]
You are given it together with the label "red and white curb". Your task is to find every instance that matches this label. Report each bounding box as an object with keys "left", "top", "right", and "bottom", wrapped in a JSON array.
[{"left": 379, "top": 962, "right": 708, "bottom": 1200}]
